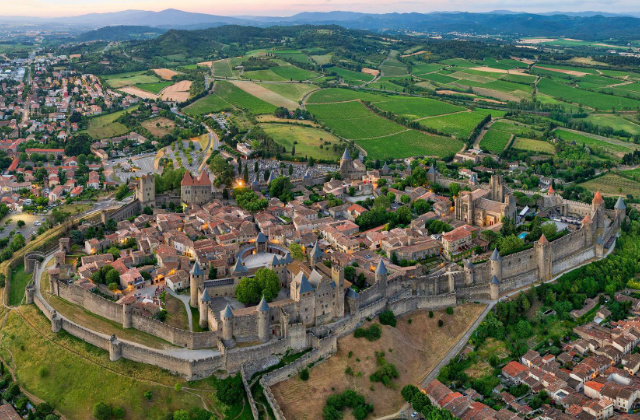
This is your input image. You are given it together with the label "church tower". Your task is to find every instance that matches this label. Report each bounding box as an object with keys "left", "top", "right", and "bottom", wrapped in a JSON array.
[{"left": 332, "top": 265, "right": 345, "bottom": 318}]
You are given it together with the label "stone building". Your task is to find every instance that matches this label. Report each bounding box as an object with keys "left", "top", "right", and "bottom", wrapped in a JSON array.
[
  {"left": 181, "top": 170, "right": 215, "bottom": 206},
  {"left": 339, "top": 148, "right": 366, "bottom": 180},
  {"left": 454, "top": 175, "right": 517, "bottom": 227},
  {"left": 136, "top": 174, "right": 155, "bottom": 206}
]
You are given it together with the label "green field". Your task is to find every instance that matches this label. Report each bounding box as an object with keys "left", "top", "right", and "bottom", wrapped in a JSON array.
[
  {"left": 330, "top": 67, "right": 375, "bottom": 85},
  {"left": 184, "top": 81, "right": 275, "bottom": 116},
  {"left": 256, "top": 82, "right": 317, "bottom": 102},
  {"left": 273, "top": 50, "right": 314, "bottom": 64},
  {"left": 538, "top": 78, "right": 640, "bottom": 110},
  {"left": 580, "top": 173, "right": 640, "bottom": 197},
  {"left": 555, "top": 129, "right": 638, "bottom": 155},
  {"left": 420, "top": 72, "right": 458, "bottom": 84},
  {"left": 372, "top": 96, "right": 465, "bottom": 120},
  {"left": 412, "top": 63, "right": 444, "bottom": 76},
  {"left": 103, "top": 72, "right": 159, "bottom": 88},
  {"left": 272, "top": 65, "right": 319, "bottom": 81},
  {"left": 8, "top": 264, "right": 31, "bottom": 306},
  {"left": 418, "top": 109, "right": 494, "bottom": 139},
  {"left": 0, "top": 306, "right": 252, "bottom": 420},
  {"left": 480, "top": 128, "right": 512, "bottom": 153},
  {"left": 355, "top": 130, "right": 463, "bottom": 160},
  {"left": 212, "top": 59, "right": 234, "bottom": 77},
  {"left": 583, "top": 114, "right": 640, "bottom": 136},
  {"left": 307, "top": 101, "right": 404, "bottom": 140},
  {"left": 306, "top": 88, "right": 385, "bottom": 104},
  {"left": 622, "top": 168, "right": 640, "bottom": 182},
  {"left": 84, "top": 105, "right": 138, "bottom": 139},
  {"left": 260, "top": 124, "right": 343, "bottom": 160},
  {"left": 512, "top": 138, "right": 556, "bottom": 154},
  {"left": 136, "top": 81, "right": 172, "bottom": 94}
]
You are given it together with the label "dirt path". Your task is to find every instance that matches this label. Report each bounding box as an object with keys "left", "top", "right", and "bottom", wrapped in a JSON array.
[
  {"left": 414, "top": 109, "right": 470, "bottom": 122},
  {"left": 605, "top": 80, "right": 633, "bottom": 88},
  {"left": 300, "top": 87, "right": 321, "bottom": 109},
  {"left": 472, "top": 117, "right": 497, "bottom": 149}
]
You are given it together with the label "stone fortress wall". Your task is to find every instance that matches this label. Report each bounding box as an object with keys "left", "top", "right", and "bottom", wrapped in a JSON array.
[{"left": 23, "top": 188, "right": 625, "bottom": 420}]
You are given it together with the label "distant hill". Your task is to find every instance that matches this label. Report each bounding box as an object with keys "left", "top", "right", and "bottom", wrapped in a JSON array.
[
  {"left": 4, "top": 9, "right": 640, "bottom": 40},
  {"left": 77, "top": 26, "right": 166, "bottom": 41}
]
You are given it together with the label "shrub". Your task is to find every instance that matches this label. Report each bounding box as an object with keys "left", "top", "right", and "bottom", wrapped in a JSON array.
[
  {"left": 379, "top": 310, "right": 397, "bottom": 327},
  {"left": 112, "top": 406, "right": 126, "bottom": 419},
  {"left": 38, "top": 366, "right": 49, "bottom": 378},
  {"left": 174, "top": 383, "right": 182, "bottom": 392},
  {"left": 144, "top": 391, "right": 153, "bottom": 401},
  {"left": 369, "top": 351, "right": 399, "bottom": 387},
  {"left": 354, "top": 324, "right": 382, "bottom": 341},
  {"left": 323, "top": 389, "right": 373, "bottom": 420},
  {"left": 300, "top": 368, "right": 310, "bottom": 381},
  {"left": 216, "top": 374, "right": 244, "bottom": 406},
  {"left": 438, "top": 320, "right": 444, "bottom": 327},
  {"left": 446, "top": 307, "right": 454, "bottom": 315},
  {"left": 92, "top": 402, "right": 111, "bottom": 420},
  {"left": 401, "top": 384, "right": 420, "bottom": 402},
  {"left": 429, "top": 311, "right": 434, "bottom": 318}
]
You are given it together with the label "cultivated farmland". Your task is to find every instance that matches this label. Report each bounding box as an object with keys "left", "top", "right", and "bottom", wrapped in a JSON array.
[
  {"left": 184, "top": 81, "right": 276, "bottom": 116},
  {"left": 480, "top": 128, "right": 512, "bottom": 153},
  {"left": 579, "top": 173, "right": 640, "bottom": 197},
  {"left": 418, "top": 109, "right": 495, "bottom": 139},
  {"left": 512, "top": 138, "right": 556, "bottom": 154},
  {"left": 260, "top": 124, "right": 343, "bottom": 160}
]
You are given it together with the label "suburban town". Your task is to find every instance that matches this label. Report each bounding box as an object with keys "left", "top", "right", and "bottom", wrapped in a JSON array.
[{"left": 2, "top": 6, "right": 640, "bottom": 420}]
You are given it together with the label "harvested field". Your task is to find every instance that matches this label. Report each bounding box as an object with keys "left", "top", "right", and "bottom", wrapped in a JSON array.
[
  {"left": 197, "top": 61, "right": 213, "bottom": 67},
  {"left": 470, "top": 66, "right": 510, "bottom": 74},
  {"left": 533, "top": 65, "right": 588, "bottom": 77},
  {"left": 362, "top": 68, "right": 380, "bottom": 77},
  {"left": 437, "top": 90, "right": 476, "bottom": 97},
  {"left": 255, "top": 115, "right": 320, "bottom": 127},
  {"left": 272, "top": 304, "right": 487, "bottom": 420},
  {"left": 229, "top": 80, "right": 298, "bottom": 109},
  {"left": 159, "top": 80, "right": 192, "bottom": 102},
  {"left": 118, "top": 86, "right": 158, "bottom": 100},
  {"left": 519, "top": 38, "right": 556, "bottom": 44},
  {"left": 153, "top": 68, "right": 179, "bottom": 80},
  {"left": 472, "top": 87, "right": 524, "bottom": 102},
  {"left": 141, "top": 117, "right": 176, "bottom": 137}
]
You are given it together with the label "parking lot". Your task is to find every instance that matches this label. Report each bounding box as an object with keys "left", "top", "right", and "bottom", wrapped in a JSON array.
[{"left": 0, "top": 213, "right": 44, "bottom": 241}]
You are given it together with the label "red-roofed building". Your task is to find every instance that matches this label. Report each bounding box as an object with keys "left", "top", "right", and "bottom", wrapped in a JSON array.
[{"left": 502, "top": 361, "right": 529, "bottom": 383}]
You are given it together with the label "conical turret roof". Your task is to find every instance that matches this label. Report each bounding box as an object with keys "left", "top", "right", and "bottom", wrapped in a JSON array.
[
  {"left": 538, "top": 234, "right": 549, "bottom": 245},
  {"left": 615, "top": 196, "right": 626, "bottom": 210},
  {"left": 375, "top": 259, "right": 388, "bottom": 275},
  {"left": 592, "top": 191, "right": 604, "bottom": 205},
  {"left": 222, "top": 304, "right": 233, "bottom": 318},
  {"left": 257, "top": 296, "right": 269, "bottom": 312},
  {"left": 311, "top": 241, "right": 323, "bottom": 260},
  {"left": 490, "top": 248, "right": 502, "bottom": 262},
  {"left": 233, "top": 256, "right": 248, "bottom": 274},
  {"left": 341, "top": 148, "right": 351, "bottom": 161},
  {"left": 200, "top": 288, "right": 211, "bottom": 302},
  {"left": 491, "top": 275, "right": 500, "bottom": 285},
  {"left": 190, "top": 261, "right": 204, "bottom": 276}
]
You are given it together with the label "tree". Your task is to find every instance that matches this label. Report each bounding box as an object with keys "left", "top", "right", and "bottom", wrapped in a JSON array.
[
  {"left": 499, "top": 235, "right": 524, "bottom": 254},
  {"left": 112, "top": 406, "right": 126, "bottom": 419},
  {"left": 400, "top": 194, "right": 410, "bottom": 204},
  {"left": 449, "top": 182, "right": 461, "bottom": 197},
  {"left": 143, "top": 206, "right": 153, "bottom": 215},
  {"left": 106, "top": 269, "right": 121, "bottom": 286},
  {"left": 412, "top": 199, "right": 431, "bottom": 215},
  {"left": 401, "top": 385, "right": 420, "bottom": 403},
  {"left": 269, "top": 176, "right": 294, "bottom": 203},
  {"left": 208, "top": 264, "right": 217, "bottom": 280},
  {"left": 288, "top": 164, "right": 293, "bottom": 176},
  {"left": 173, "top": 410, "right": 190, "bottom": 420},
  {"left": 288, "top": 243, "right": 305, "bottom": 261},
  {"left": 209, "top": 153, "right": 234, "bottom": 187},
  {"left": 379, "top": 310, "right": 397, "bottom": 327},
  {"left": 235, "top": 268, "right": 280, "bottom": 305},
  {"left": 65, "top": 133, "right": 92, "bottom": 156},
  {"left": 300, "top": 368, "right": 310, "bottom": 381},
  {"left": 16, "top": 220, "right": 25, "bottom": 228},
  {"left": 92, "top": 402, "right": 111, "bottom": 420},
  {"left": 243, "top": 164, "right": 249, "bottom": 184},
  {"left": 217, "top": 374, "right": 244, "bottom": 405},
  {"left": 115, "top": 184, "right": 129, "bottom": 200}
]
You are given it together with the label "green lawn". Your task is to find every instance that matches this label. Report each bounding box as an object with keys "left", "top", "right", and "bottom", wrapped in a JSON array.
[
  {"left": 8, "top": 264, "right": 31, "bottom": 306},
  {"left": 83, "top": 105, "right": 139, "bottom": 139},
  {"left": 260, "top": 124, "right": 343, "bottom": 160},
  {"left": 271, "top": 65, "right": 319, "bottom": 81},
  {"left": 0, "top": 306, "right": 236, "bottom": 420}
]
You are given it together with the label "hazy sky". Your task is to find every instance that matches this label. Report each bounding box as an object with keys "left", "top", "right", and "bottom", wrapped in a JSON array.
[{"left": 2, "top": 0, "right": 640, "bottom": 17}]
